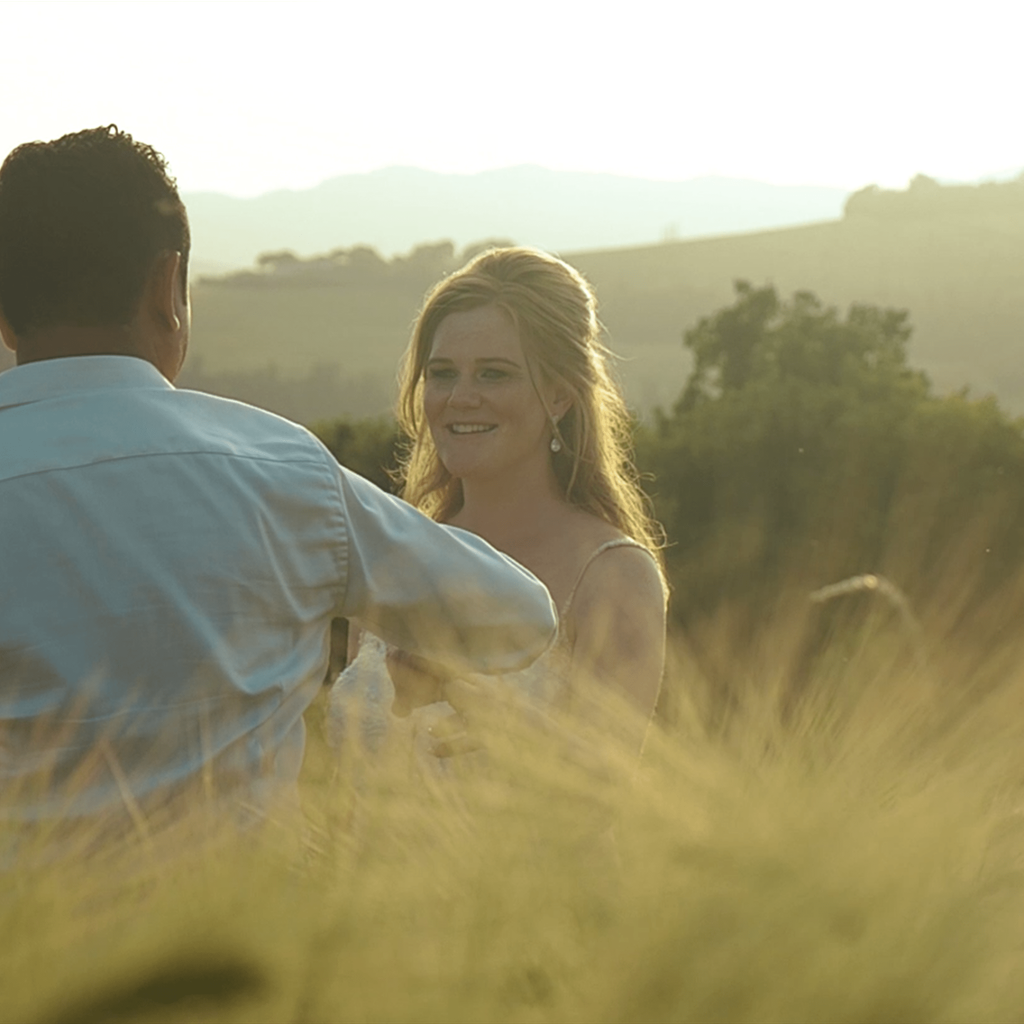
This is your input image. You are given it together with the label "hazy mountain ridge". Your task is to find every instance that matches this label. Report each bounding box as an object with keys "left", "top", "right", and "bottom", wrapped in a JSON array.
[{"left": 184, "top": 166, "right": 848, "bottom": 272}]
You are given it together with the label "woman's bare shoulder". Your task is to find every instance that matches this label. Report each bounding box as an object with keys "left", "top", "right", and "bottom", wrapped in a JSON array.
[
  {"left": 566, "top": 532, "right": 666, "bottom": 719},
  {"left": 573, "top": 541, "right": 665, "bottom": 609},
  {"left": 563, "top": 510, "right": 665, "bottom": 620}
]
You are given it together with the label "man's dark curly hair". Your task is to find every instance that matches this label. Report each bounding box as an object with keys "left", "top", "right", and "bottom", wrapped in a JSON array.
[{"left": 0, "top": 125, "right": 190, "bottom": 336}]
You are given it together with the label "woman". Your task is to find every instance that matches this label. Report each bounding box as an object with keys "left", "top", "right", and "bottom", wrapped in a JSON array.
[{"left": 330, "top": 246, "right": 666, "bottom": 758}]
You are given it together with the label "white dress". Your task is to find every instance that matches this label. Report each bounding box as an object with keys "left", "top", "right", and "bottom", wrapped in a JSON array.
[{"left": 326, "top": 538, "right": 651, "bottom": 759}]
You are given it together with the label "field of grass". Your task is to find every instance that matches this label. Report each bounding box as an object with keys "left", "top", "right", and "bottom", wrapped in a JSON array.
[{"left": 7, "top": 566, "right": 1024, "bottom": 1023}]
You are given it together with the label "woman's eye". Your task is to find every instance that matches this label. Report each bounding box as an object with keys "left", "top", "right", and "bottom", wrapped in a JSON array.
[
  {"left": 426, "top": 367, "right": 457, "bottom": 381},
  {"left": 479, "top": 368, "right": 508, "bottom": 381}
]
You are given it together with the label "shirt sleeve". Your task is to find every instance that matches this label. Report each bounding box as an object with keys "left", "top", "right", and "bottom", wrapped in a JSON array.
[{"left": 332, "top": 465, "right": 558, "bottom": 675}]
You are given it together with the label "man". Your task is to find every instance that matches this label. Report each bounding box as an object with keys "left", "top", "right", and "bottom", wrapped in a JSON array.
[{"left": 0, "top": 126, "right": 556, "bottom": 826}]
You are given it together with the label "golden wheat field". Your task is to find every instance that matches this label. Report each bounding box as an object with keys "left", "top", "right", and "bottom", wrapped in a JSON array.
[{"left": 6, "top": 565, "right": 1024, "bottom": 1024}]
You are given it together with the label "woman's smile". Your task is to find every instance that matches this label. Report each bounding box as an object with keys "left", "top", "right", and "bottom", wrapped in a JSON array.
[
  {"left": 448, "top": 423, "right": 497, "bottom": 435},
  {"left": 424, "top": 304, "right": 559, "bottom": 482}
]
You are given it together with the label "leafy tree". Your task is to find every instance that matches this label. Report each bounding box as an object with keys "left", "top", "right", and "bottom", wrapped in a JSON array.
[
  {"left": 256, "top": 250, "right": 301, "bottom": 274},
  {"left": 678, "top": 281, "right": 926, "bottom": 411},
  {"left": 312, "top": 416, "right": 402, "bottom": 493},
  {"left": 641, "top": 282, "right": 1024, "bottom": 629},
  {"left": 342, "top": 245, "right": 388, "bottom": 279}
]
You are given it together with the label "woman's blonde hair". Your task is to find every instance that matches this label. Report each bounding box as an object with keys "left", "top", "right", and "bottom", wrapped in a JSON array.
[{"left": 397, "top": 246, "right": 664, "bottom": 567}]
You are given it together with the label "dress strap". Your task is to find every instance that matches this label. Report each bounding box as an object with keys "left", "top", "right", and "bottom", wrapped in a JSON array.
[{"left": 559, "top": 538, "right": 653, "bottom": 619}]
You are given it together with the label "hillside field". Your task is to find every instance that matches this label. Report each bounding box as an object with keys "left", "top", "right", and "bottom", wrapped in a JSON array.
[{"left": 184, "top": 178, "right": 1024, "bottom": 424}]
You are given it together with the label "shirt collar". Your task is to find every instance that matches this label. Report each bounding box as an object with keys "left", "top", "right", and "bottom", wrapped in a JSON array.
[{"left": 0, "top": 356, "right": 173, "bottom": 411}]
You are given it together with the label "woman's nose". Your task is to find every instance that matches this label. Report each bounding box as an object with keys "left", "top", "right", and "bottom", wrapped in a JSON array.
[{"left": 447, "top": 376, "right": 482, "bottom": 407}]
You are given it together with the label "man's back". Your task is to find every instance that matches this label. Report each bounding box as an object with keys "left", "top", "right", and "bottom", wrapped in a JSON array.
[
  {"left": 0, "top": 356, "right": 557, "bottom": 821},
  {"left": 0, "top": 356, "right": 355, "bottom": 817}
]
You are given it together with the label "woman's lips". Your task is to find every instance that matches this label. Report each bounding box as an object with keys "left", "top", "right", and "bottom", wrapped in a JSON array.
[{"left": 448, "top": 424, "right": 496, "bottom": 434}]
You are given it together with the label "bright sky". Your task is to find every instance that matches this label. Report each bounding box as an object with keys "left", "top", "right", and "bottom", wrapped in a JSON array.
[{"left": 1, "top": 0, "right": 1019, "bottom": 197}]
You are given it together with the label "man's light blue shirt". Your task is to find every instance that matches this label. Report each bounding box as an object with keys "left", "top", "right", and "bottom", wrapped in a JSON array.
[{"left": 0, "top": 356, "right": 556, "bottom": 820}]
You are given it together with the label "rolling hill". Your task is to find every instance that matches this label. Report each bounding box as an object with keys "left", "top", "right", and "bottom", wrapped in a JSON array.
[
  {"left": 182, "top": 176, "right": 1024, "bottom": 426},
  {"left": 183, "top": 166, "right": 847, "bottom": 271}
]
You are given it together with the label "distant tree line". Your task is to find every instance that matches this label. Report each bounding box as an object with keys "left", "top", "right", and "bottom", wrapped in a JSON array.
[
  {"left": 201, "top": 239, "right": 515, "bottom": 290},
  {"left": 845, "top": 172, "right": 1024, "bottom": 221}
]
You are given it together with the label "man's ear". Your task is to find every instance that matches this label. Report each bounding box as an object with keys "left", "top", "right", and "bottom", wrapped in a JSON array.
[
  {"left": 0, "top": 306, "right": 17, "bottom": 354},
  {"left": 143, "top": 250, "right": 190, "bottom": 382},
  {"left": 148, "top": 251, "right": 186, "bottom": 333}
]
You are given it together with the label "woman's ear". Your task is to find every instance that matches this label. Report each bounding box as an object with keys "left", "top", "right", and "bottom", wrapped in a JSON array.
[{"left": 549, "top": 386, "right": 573, "bottom": 422}]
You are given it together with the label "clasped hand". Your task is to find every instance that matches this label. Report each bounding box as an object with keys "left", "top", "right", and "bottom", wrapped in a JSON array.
[{"left": 384, "top": 648, "right": 511, "bottom": 758}]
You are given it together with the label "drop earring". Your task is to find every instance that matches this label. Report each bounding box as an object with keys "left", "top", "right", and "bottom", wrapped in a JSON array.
[{"left": 549, "top": 413, "right": 564, "bottom": 453}]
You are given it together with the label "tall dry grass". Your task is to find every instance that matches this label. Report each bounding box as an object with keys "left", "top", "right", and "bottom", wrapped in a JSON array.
[{"left": 6, "top": 565, "right": 1024, "bottom": 1023}]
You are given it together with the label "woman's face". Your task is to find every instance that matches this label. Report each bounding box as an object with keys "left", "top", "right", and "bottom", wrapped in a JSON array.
[{"left": 423, "top": 304, "right": 564, "bottom": 483}]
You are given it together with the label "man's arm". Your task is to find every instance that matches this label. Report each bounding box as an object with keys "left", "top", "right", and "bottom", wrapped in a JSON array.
[{"left": 332, "top": 465, "right": 557, "bottom": 676}]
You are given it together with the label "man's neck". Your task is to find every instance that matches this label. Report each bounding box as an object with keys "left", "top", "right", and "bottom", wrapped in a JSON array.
[{"left": 15, "top": 323, "right": 141, "bottom": 366}]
